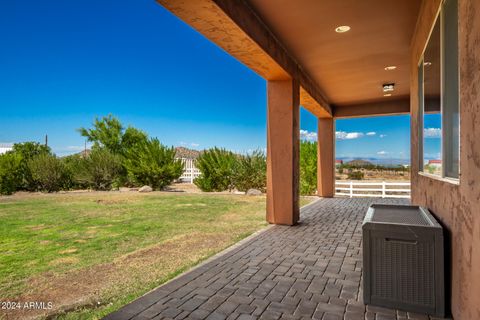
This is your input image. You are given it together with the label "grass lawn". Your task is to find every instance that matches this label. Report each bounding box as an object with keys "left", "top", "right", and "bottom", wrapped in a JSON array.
[{"left": 0, "top": 192, "right": 314, "bottom": 319}]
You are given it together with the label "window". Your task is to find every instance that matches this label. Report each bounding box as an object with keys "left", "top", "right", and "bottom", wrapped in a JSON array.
[{"left": 419, "top": 0, "right": 459, "bottom": 179}]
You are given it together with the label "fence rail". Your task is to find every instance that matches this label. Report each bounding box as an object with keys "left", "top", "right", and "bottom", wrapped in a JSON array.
[
  {"left": 335, "top": 181, "right": 411, "bottom": 199},
  {"left": 177, "top": 158, "right": 201, "bottom": 183}
]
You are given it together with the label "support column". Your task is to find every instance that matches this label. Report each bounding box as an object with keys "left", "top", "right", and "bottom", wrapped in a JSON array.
[
  {"left": 317, "top": 118, "right": 335, "bottom": 197},
  {"left": 266, "top": 80, "right": 300, "bottom": 225}
]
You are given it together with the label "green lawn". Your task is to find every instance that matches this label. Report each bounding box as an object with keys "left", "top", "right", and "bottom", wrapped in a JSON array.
[{"left": 0, "top": 192, "right": 314, "bottom": 319}]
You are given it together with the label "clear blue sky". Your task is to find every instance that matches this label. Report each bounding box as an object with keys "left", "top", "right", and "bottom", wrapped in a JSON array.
[{"left": 0, "top": 0, "right": 438, "bottom": 160}]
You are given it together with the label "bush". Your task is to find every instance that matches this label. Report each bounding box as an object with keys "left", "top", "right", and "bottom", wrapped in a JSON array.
[
  {"left": 0, "top": 153, "right": 23, "bottom": 195},
  {"left": 348, "top": 170, "right": 364, "bottom": 180},
  {"left": 28, "top": 154, "right": 69, "bottom": 192},
  {"left": 62, "top": 154, "right": 89, "bottom": 190},
  {"left": 11, "top": 142, "right": 52, "bottom": 190},
  {"left": 124, "top": 138, "right": 183, "bottom": 190},
  {"left": 300, "top": 140, "right": 317, "bottom": 195},
  {"left": 76, "top": 148, "right": 122, "bottom": 190},
  {"left": 234, "top": 150, "right": 266, "bottom": 192},
  {"left": 194, "top": 148, "right": 237, "bottom": 192}
]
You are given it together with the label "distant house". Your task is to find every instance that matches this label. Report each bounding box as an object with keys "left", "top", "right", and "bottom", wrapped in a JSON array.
[
  {"left": 428, "top": 159, "right": 442, "bottom": 167},
  {"left": 335, "top": 159, "right": 343, "bottom": 166},
  {"left": 0, "top": 143, "right": 13, "bottom": 155},
  {"left": 175, "top": 147, "right": 201, "bottom": 183}
]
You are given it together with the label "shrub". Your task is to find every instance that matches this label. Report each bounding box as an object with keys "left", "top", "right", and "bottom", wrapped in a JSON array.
[
  {"left": 124, "top": 138, "right": 183, "bottom": 190},
  {"left": 62, "top": 154, "right": 89, "bottom": 190},
  {"left": 0, "top": 153, "right": 23, "bottom": 195},
  {"left": 300, "top": 140, "right": 317, "bottom": 195},
  {"left": 28, "top": 154, "right": 69, "bottom": 192},
  {"left": 76, "top": 148, "right": 122, "bottom": 190},
  {"left": 348, "top": 170, "right": 364, "bottom": 180},
  {"left": 234, "top": 150, "right": 266, "bottom": 192},
  {"left": 194, "top": 148, "right": 237, "bottom": 192},
  {"left": 11, "top": 142, "right": 52, "bottom": 190}
]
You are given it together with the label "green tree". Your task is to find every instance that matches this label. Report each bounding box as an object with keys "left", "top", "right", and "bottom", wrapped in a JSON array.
[
  {"left": 78, "top": 115, "right": 149, "bottom": 186},
  {"left": 78, "top": 115, "right": 124, "bottom": 154},
  {"left": 78, "top": 115, "right": 147, "bottom": 156},
  {"left": 75, "top": 148, "right": 122, "bottom": 190},
  {"left": 194, "top": 148, "right": 237, "bottom": 192},
  {"left": 124, "top": 138, "right": 183, "bottom": 190},
  {"left": 11, "top": 142, "right": 52, "bottom": 190},
  {"left": 121, "top": 127, "right": 148, "bottom": 153},
  {"left": 28, "top": 154, "right": 69, "bottom": 192},
  {"left": 300, "top": 140, "right": 317, "bottom": 195},
  {"left": 233, "top": 150, "right": 266, "bottom": 192},
  {"left": 0, "top": 153, "right": 23, "bottom": 195}
]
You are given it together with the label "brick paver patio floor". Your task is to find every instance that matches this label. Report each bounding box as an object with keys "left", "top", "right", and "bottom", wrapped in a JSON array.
[{"left": 105, "top": 198, "right": 450, "bottom": 320}]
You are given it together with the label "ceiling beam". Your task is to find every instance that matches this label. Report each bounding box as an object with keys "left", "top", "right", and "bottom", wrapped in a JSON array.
[
  {"left": 333, "top": 98, "right": 410, "bottom": 118},
  {"left": 156, "top": 0, "right": 332, "bottom": 118}
]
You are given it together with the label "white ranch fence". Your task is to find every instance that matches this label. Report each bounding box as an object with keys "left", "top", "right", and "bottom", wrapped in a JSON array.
[
  {"left": 177, "top": 158, "right": 201, "bottom": 183},
  {"left": 335, "top": 181, "right": 411, "bottom": 199}
]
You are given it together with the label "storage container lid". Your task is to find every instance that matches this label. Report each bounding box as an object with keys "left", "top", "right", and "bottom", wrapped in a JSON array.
[{"left": 364, "top": 204, "right": 440, "bottom": 227}]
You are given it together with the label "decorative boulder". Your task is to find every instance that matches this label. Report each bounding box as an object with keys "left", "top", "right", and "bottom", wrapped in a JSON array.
[
  {"left": 138, "top": 185, "right": 153, "bottom": 193},
  {"left": 246, "top": 188, "right": 262, "bottom": 196}
]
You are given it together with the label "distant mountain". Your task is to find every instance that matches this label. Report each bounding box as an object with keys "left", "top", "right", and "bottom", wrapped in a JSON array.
[
  {"left": 75, "top": 149, "right": 91, "bottom": 158},
  {"left": 338, "top": 157, "right": 410, "bottom": 167},
  {"left": 175, "top": 146, "right": 201, "bottom": 159},
  {"left": 346, "top": 159, "right": 374, "bottom": 167}
]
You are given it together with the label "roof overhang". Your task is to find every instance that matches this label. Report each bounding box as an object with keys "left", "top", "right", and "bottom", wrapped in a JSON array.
[{"left": 157, "top": 0, "right": 421, "bottom": 118}]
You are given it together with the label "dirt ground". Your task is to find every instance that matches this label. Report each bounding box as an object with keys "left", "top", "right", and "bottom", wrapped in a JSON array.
[{"left": 2, "top": 233, "right": 230, "bottom": 320}]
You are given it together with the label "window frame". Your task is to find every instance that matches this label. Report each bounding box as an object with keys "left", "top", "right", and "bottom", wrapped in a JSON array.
[{"left": 418, "top": 0, "right": 460, "bottom": 182}]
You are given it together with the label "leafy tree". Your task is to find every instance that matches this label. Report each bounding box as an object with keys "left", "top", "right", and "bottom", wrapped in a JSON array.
[
  {"left": 28, "top": 154, "right": 69, "bottom": 192},
  {"left": 121, "top": 127, "right": 148, "bottom": 153},
  {"left": 124, "top": 138, "right": 183, "bottom": 190},
  {"left": 11, "top": 142, "right": 52, "bottom": 190},
  {"left": 78, "top": 115, "right": 149, "bottom": 186},
  {"left": 233, "top": 150, "right": 266, "bottom": 192},
  {"left": 78, "top": 115, "right": 147, "bottom": 156},
  {"left": 0, "top": 153, "right": 23, "bottom": 195},
  {"left": 75, "top": 148, "right": 122, "bottom": 190},
  {"left": 300, "top": 140, "right": 317, "bottom": 195},
  {"left": 194, "top": 148, "right": 237, "bottom": 192},
  {"left": 78, "top": 115, "right": 124, "bottom": 154}
]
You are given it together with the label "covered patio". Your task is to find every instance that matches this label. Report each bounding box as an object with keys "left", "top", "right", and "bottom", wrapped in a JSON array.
[
  {"left": 106, "top": 198, "right": 450, "bottom": 320},
  {"left": 105, "top": 0, "right": 479, "bottom": 318}
]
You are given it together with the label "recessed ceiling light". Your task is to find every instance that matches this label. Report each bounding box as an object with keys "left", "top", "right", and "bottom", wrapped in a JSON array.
[
  {"left": 335, "top": 25, "right": 351, "bottom": 33},
  {"left": 384, "top": 93, "right": 392, "bottom": 97},
  {"left": 424, "top": 61, "right": 432, "bottom": 66},
  {"left": 384, "top": 66, "right": 397, "bottom": 71},
  {"left": 383, "top": 83, "right": 395, "bottom": 92}
]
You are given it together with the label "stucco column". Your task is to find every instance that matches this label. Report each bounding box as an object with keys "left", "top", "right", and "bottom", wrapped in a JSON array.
[
  {"left": 266, "top": 80, "right": 300, "bottom": 225},
  {"left": 317, "top": 118, "right": 335, "bottom": 197}
]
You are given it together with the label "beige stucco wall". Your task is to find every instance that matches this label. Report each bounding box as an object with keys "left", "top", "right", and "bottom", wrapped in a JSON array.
[{"left": 410, "top": 1, "right": 480, "bottom": 319}]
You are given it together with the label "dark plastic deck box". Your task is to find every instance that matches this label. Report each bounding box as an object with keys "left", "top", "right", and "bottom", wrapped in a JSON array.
[{"left": 362, "top": 204, "right": 445, "bottom": 317}]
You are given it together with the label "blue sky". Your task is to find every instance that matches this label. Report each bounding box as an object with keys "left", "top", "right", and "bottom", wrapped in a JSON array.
[{"left": 0, "top": 1, "right": 437, "bottom": 160}]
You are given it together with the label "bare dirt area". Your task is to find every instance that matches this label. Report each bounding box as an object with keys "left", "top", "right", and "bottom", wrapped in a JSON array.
[{"left": 3, "top": 233, "right": 230, "bottom": 320}]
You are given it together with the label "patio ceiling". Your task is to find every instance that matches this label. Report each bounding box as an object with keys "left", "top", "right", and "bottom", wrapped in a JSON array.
[
  {"left": 248, "top": 0, "right": 422, "bottom": 107},
  {"left": 157, "top": 0, "right": 422, "bottom": 118}
]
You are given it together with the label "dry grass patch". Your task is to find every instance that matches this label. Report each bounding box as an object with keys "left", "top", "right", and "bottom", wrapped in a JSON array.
[{"left": 0, "top": 192, "right": 283, "bottom": 319}]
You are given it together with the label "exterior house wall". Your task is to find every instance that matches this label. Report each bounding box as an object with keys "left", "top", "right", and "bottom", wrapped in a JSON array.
[{"left": 410, "top": 1, "right": 480, "bottom": 319}]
